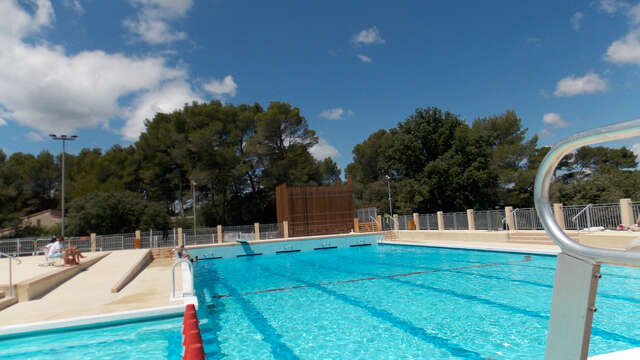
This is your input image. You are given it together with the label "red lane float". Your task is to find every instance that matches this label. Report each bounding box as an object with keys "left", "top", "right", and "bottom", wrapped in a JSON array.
[{"left": 182, "top": 304, "right": 205, "bottom": 360}]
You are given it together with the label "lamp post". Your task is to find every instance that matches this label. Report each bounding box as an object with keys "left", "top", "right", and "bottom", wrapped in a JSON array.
[
  {"left": 385, "top": 175, "right": 393, "bottom": 217},
  {"left": 191, "top": 180, "right": 197, "bottom": 236},
  {"left": 49, "top": 134, "right": 77, "bottom": 241}
]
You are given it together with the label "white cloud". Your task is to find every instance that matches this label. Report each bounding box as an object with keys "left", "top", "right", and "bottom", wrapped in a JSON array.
[
  {"left": 542, "top": 113, "right": 569, "bottom": 128},
  {"left": 0, "top": 118, "right": 6, "bottom": 126},
  {"left": 632, "top": 143, "right": 640, "bottom": 161},
  {"left": 571, "top": 11, "right": 584, "bottom": 31},
  {"left": 554, "top": 72, "right": 608, "bottom": 96},
  {"left": 352, "top": 26, "right": 385, "bottom": 45},
  {"left": 357, "top": 54, "right": 372, "bottom": 63},
  {"left": 599, "top": 0, "right": 627, "bottom": 14},
  {"left": 319, "top": 107, "right": 353, "bottom": 120},
  {"left": 540, "top": 129, "right": 555, "bottom": 138},
  {"left": 630, "top": 3, "right": 640, "bottom": 25},
  {"left": 203, "top": 75, "right": 237, "bottom": 97},
  {"left": 26, "top": 131, "right": 44, "bottom": 142},
  {"left": 605, "top": 29, "right": 640, "bottom": 64},
  {"left": 63, "top": 0, "right": 84, "bottom": 14},
  {"left": 121, "top": 80, "right": 201, "bottom": 140},
  {"left": 310, "top": 138, "right": 340, "bottom": 160},
  {"left": 124, "top": 0, "right": 192, "bottom": 45},
  {"left": 0, "top": 1, "right": 199, "bottom": 140}
]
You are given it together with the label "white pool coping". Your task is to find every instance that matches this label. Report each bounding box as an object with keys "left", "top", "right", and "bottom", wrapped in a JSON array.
[
  {"left": 0, "top": 296, "right": 197, "bottom": 338},
  {"left": 589, "top": 348, "right": 640, "bottom": 359},
  {"left": 380, "top": 241, "right": 561, "bottom": 255}
]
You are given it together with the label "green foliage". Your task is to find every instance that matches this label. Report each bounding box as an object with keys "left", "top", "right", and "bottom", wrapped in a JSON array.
[{"left": 66, "top": 192, "right": 169, "bottom": 235}]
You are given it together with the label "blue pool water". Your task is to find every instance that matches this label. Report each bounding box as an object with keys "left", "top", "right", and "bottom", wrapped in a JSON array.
[
  {"left": 1, "top": 243, "right": 639, "bottom": 359},
  {"left": 193, "top": 244, "right": 640, "bottom": 359}
]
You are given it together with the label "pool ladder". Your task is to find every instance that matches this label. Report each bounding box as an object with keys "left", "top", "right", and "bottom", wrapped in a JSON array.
[{"left": 535, "top": 119, "right": 640, "bottom": 359}]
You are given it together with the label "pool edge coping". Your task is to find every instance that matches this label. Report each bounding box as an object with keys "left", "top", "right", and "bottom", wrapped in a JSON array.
[
  {"left": 379, "top": 241, "right": 561, "bottom": 256},
  {"left": 0, "top": 296, "right": 197, "bottom": 338}
]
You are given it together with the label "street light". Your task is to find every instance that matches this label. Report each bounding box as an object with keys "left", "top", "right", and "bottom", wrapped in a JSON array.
[
  {"left": 385, "top": 175, "right": 393, "bottom": 217},
  {"left": 49, "top": 134, "right": 77, "bottom": 241},
  {"left": 191, "top": 180, "right": 197, "bottom": 236}
]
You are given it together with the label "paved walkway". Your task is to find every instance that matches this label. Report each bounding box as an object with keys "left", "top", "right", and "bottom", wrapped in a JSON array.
[
  {"left": 1, "top": 250, "right": 181, "bottom": 326},
  {"left": 0, "top": 252, "right": 109, "bottom": 286}
]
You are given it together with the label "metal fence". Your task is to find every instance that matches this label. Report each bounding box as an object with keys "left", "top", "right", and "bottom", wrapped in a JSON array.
[
  {"left": 418, "top": 213, "right": 438, "bottom": 230},
  {"left": 512, "top": 208, "right": 543, "bottom": 230},
  {"left": 355, "top": 207, "right": 377, "bottom": 223},
  {"left": 443, "top": 212, "right": 468, "bottom": 230},
  {"left": 562, "top": 203, "right": 621, "bottom": 230},
  {"left": 474, "top": 210, "right": 505, "bottom": 231}
]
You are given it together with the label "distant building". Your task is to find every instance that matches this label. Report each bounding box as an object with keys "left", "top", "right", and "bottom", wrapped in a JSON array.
[{"left": 0, "top": 209, "right": 62, "bottom": 237}]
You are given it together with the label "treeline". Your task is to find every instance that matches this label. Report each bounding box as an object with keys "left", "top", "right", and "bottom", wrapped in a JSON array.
[
  {"left": 0, "top": 101, "right": 340, "bottom": 235},
  {"left": 346, "top": 107, "right": 639, "bottom": 213},
  {"left": 1, "top": 103, "right": 638, "bottom": 236}
]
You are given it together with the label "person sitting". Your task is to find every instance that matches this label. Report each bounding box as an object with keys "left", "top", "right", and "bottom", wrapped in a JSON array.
[
  {"left": 175, "top": 245, "right": 196, "bottom": 262},
  {"left": 63, "top": 247, "right": 85, "bottom": 265},
  {"left": 42, "top": 237, "right": 64, "bottom": 266}
]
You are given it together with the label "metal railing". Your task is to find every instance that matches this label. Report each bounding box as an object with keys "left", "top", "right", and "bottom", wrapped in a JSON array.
[
  {"left": 534, "top": 119, "right": 640, "bottom": 359},
  {"left": 1, "top": 252, "right": 21, "bottom": 298},
  {"left": 418, "top": 213, "right": 438, "bottom": 230},
  {"left": 171, "top": 258, "right": 193, "bottom": 299},
  {"left": 474, "top": 210, "right": 504, "bottom": 230}
]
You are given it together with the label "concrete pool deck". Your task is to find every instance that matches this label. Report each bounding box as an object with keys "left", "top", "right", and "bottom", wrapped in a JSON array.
[{"left": 0, "top": 249, "right": 183, "bottom": 326}]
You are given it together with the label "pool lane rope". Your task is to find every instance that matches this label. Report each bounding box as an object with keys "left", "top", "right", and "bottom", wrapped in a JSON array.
[{"left": 183, "top": 304, "right": 205, "bottom": 360}]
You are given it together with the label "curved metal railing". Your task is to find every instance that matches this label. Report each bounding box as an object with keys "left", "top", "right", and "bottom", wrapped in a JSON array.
[
  {"left": 534, "top": 118, "right": 640, "bottom": 266},
  {"left": 171, "top": 258, "right": 194, "bottom": 299},
  {"left": 1, "top": 252, "right": 22, "bottom": 298}
]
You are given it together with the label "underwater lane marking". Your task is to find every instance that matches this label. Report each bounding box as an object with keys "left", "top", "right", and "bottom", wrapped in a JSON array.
[{"left": 212, "top": 256, "right": 532, "bottom": 298}]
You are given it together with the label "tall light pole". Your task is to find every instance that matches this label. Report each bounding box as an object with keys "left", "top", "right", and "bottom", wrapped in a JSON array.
[
  {"left": 385, "top": 175, "right": 393, "bottom": 217},
  {"left": 50, "top": 134, "right": 77, "bottom": 241},
  {"left": 191, "top": 180, "right": 197, "bottom": 236}
]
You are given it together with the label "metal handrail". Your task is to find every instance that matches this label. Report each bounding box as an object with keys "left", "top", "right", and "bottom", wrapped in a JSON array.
[
  {"left": 534, "top": 118, "right": 640, "bottom": 265},
  {"left": 1, "top": 252, "right": 21, "bottom": 298},
  {"left": 570, "top": 204, "right": 592, "bottom": 223},
  {"left": 171, "top": 258, "right": 194, "bottom": 299}
]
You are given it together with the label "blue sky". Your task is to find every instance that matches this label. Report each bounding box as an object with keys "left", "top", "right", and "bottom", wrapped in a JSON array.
[{"left": 1, "top": 0, "right": 640, "bottom": 172}]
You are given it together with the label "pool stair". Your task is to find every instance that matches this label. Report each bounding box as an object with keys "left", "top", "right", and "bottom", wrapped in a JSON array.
[
  {"left": 151, "top": 247, "right": 176, "bottom": 260},
  {"left": 507, "top": 231, "right": 579, "bottom": 245},
  {"left": 182, "top": 304, "right": 206, "bottom": 360}
]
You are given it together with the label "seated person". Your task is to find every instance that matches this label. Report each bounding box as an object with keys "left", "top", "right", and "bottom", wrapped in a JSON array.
[
  {"left": 46, "top": 237, "right": 64, "bottom": 264},
  {"left": 175, "top": 245, "right": 197, "bottom": 262}
]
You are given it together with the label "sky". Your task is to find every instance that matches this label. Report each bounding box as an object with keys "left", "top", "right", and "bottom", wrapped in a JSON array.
[{"left": 1, "top": 0, "right": 640, "bottom": 173}]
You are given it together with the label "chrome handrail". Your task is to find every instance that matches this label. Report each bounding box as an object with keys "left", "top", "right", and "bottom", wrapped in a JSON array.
[
  {"left": 1, "top": 252, "right": 21, "bottom": 298},
  {"left": 171, "top": 258, "right": 194, "bottom": 299},
  {"left": 534, "top": 118, "right": 640, "bottom": 265}
]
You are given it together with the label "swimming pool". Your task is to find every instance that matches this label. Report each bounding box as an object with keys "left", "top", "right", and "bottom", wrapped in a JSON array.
[
  {"left": 193, "top": 243, "right": 640, "bottom": 359},
  {"left": 1, "top": 242, "right": 638, "bottom": 359}
]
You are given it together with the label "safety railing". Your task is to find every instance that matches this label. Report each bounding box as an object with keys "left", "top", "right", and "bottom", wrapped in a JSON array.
[
  {"left": 534, "top": 119, "right": 640, "bottom": 359},
  {"left": 1, "top": 251, "right": 21, "bottom": 298},
  {"left": 513, "top": 207, "right": 544, "bottom": 230},
  {"left": 171, "top": 258, "right": 194, "bottom": 299},
  {"left": 473, "top": 210, "right": 504, "bottom": 230},
  {"left": 418, "top": 213, "right": 438, "bottom": 230}
]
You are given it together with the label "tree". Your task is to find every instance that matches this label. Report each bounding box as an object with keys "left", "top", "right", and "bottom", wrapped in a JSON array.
[{"left": 66, "top": 192, "right": 169, "bottom": 235}]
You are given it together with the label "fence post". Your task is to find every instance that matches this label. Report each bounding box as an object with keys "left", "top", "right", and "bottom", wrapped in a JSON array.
[
  {"left": 90, "top": 233, "right": 96, "bottom": 252},
  {"left": 393, "top": 214, "right": 399, "bottom": 230},
  {"left": 283, "top": 221, "right": 289, "bottom": 238},
  {"left": 413, "top": 213, "right": 420, "bottom": 230},
  {"left": 134, "top": 230, "right": 141, "bottom": 249},
  {"left": 217, "top": 225, "right": 222, "bottom": 244},
  {"left": 177, "top": 227, "right": 183, "bottom": 247},
  {"left": 437, "top": 211, "right": 444, "bottom": 231},
  {"left": 553, "top": 203, "right": 565, "bottom": 229},
  {"left": 353, "top": 218, "right": 360, "bottom": 232},
  {"left": 467, "top": 209, "right": 475, "bottom": 231},
  {"left": 505, "top": 206, "right": 515, "bottom": 231},
  {"left": 254, "top": 222, "right": 260, "bottom": 241},
  {"left": 620, "top": 198, "right": 634, "bottom": 226}
]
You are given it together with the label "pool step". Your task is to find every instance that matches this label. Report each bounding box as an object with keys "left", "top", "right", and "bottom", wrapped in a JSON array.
[
  {"left": 508, "top": 232, "right": 579, "bottom": 245},
  {"left": 383, "top": 230, "right": 398, "bottom": 241},
  {"left": 151, "top": 247, "right": 175, "bottom": 260}
]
